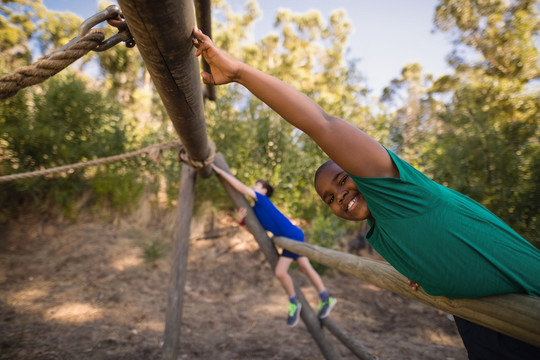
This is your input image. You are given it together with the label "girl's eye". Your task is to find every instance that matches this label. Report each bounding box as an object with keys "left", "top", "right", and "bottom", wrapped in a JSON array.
[
  {"left": 328, "top": 195, "right": 334, "bottom": 204},
  {"left": 340, "top": 175, "right": 348, "bottom": 185}
]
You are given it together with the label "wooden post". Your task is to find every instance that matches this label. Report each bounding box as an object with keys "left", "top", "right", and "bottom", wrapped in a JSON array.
[
  {"left": 117, "top": 0, "right": 213, "bottom": 178},
  {"left": 212, "top": 153, "right": 341, "bottom": 360},
  {"left": 162, "top": 164, "right": 197, "bottom": 360},
  {"left": 274, "top": 236, "right": 540, "bottom": 347},
  {"left": 193, "top": 0, "right": 216, "bottom": 101}
]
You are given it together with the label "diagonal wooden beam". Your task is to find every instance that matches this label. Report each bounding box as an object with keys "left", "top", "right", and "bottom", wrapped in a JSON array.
[{"left": 322, "top": 317, "right": 378, "bottom": 360}]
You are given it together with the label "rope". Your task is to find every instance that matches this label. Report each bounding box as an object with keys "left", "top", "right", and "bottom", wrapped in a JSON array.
[
  {"left": 0, "top": 140, "right": 217, "bottom": 183},
  {"left": 0, "top": 140, "right": 181, "bottom": 183},
  {"left": 0, "top": 29, "right": 106, "bottom": 99},
  {"left": 177, "top": 140, "right": 216, "bottom": 169}
]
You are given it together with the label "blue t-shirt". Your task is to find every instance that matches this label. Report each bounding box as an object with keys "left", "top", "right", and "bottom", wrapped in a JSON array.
[
  {"left": 348, "top": 149, "right": 540, "bottom": 299},
  {"left": 252, "top": 192, "right": 304, "bottom": 242}
]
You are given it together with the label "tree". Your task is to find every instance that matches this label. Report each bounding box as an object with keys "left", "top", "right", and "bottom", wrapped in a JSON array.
[
  {"left": 434, "top": 0, "right": 539, "bottom": 81},
  {"left": 423, "top": 0, "right": 540, "bottom": 243},
  {"left": 0, "top": 0, "right": 41, "bottom": 72},
  {"left": 0, "top": 0, "right": 86, "bottom": 73},
  {"left": 380, "top": 63, "right": 436, "bottom": 166}
]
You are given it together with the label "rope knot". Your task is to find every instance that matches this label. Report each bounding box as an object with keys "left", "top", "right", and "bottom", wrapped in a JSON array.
[{"left": 177, "top": 140, "right": 216, "bottom": 169}]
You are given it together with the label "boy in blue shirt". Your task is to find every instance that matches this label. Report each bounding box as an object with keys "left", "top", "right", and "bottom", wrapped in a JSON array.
[{"left": 211, "top": 164, "right": 336, "bottom": 327}]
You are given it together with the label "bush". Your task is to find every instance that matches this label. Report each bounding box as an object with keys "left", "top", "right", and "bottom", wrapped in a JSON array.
[{"left": 0, "top": 72, "right": 136, "bottom": 219}]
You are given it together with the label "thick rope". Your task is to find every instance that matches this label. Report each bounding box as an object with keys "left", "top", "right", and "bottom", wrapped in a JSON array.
[
  {"left": 0, "top": 29, "right": 105, "bottom": 99},
  {"left": 177, "top": 140, "right": 216, "bottom": 169},
  {"left": 0, "top": 140, "right": 181, "bottom": 183}
]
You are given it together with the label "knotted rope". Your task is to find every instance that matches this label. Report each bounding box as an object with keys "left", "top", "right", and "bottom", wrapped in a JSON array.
[
  {"left": 0, "top": 140, "right": 216, "bottom": 183},
  {"left": 177, "top": 140, "right": 216, "bottom": 169},
  {"left": 0, "top": 140, "right": 180, "bottom": 183},
  {"left": 0, "top": 29, "right": 105, "bottom": 99}
]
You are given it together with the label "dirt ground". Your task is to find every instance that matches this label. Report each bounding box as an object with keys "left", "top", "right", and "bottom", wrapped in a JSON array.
[{"left": 0, "top": 210, "right": 468, "bottom": 360}]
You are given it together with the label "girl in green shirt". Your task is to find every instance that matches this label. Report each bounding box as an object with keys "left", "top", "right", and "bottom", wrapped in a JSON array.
[{"left": 193, "top": 27, "right": 540, "bottom": 359}]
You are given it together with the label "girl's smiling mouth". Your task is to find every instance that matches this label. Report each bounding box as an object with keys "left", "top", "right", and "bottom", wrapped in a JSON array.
[{"left": 347, "top": 197, "right": 357, "bottom": 211}]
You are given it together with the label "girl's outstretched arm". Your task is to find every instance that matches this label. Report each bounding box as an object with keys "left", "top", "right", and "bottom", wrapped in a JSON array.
[
  {"left": 211, "top": 164, "right": 257, "bottom": 200},
  {"left": 193, "top": 28, "right": 398, "bottom": 179}
]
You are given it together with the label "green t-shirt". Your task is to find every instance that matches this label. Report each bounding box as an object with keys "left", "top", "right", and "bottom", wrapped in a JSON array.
[{"left": 349, "top": 149, "right": 540, "bottom": 299}]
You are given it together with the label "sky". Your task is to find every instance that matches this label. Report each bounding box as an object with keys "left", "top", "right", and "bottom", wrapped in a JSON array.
[{"left": 42, "top": 0, "right": 454, "bottom": 96}]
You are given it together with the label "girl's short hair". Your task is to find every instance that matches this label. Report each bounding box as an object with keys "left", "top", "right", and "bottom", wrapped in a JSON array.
[
  {"left": 256, "top": 179, "right": 274, "bottom": 198},
  {"left": 314, "top": 159, "right": 336, "bottom": 186}
]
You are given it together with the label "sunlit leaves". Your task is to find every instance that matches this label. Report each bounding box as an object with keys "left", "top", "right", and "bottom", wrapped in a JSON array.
[{"left": 435, "top": 0, "right": 540, "bottom": 80}]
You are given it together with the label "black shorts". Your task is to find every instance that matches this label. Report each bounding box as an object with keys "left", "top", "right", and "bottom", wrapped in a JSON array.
[
  {"left": 279, "top": 235, "right": 304, "bottom": 260},
  {"left": 281, "top": 248, "right": 300, "bottom": 260},
  {"left": 454, "top": 316, "right": 540, "bottom": 360}
]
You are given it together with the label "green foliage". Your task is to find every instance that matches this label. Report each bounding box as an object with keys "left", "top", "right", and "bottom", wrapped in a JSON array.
[
  {"left": 380, "top": 63, "right": 436, "bottom": 164},
  {"left": 0, "top": 0, "right": 39, "bottom": 71},
  {"left": 90, "top": 164, "right": 145, "bottom": 211},
  {"left": 35, "top": 9, "right": 82, "bottom": 55},
  {"left": 0, "top": 1, "right": 85, "bottom": 72},
  {"left": 0, "top": 72, "right": 139, "bottom": 219},
  {"left": 96, "top": 22, "right": 145, "bottom": 99},
  {"left": 137, "top": 233, "right": 168, "bottom": 263},
  {"left": 435, "top": 0, "right": 539, "bottom": 81}
]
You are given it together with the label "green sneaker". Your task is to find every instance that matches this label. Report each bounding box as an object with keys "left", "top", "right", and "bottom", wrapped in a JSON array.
[
  {"left": 317, "top": 297, "right": 337, "bottom": 319},
  {"left": 287, "top": 302, "right": 302, "bottom": 327}
]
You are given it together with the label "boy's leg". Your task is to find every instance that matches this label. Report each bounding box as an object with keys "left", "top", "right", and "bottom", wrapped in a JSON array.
[
  {"left": 296, "top": 256, "right": 336, "bottom": 319},
  {"left": 275, "top": 256, "right": 295, "bottom": 296},
  {"left": 275, "top": 256, "right": 302, "bottom": 327},
  {"left": 296, "top": 256, "right": 325, "bottom": 292},
  {"left": 454, "top": 316, "right": 540, "bottom": 360}
]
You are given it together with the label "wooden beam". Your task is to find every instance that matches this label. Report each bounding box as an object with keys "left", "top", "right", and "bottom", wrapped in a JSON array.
[
  {"left": 193, "top": 0, "right": 216, "bottom": 101},
  {"left": 273, "top": 236, "right": 540, "bottom": 347},
  {"left": 213, "top": 153, "right": 342, "bottom": 360},
  {"left": 117, "top": 0, "right": 213, "bottom": 177},
  {"left": 162, "top": 164, "right": 197, "bottom": 360},
  {"left": 322, "top": 318, "right": 379, "bottom": 360}
]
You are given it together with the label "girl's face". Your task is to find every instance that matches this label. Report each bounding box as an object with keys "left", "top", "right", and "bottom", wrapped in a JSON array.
[
  {"left": 252, "top": 182, "right": 266, "bottom": 195},
  {"left": 314, "top": 162, "right": 371, "bottom": 221}
]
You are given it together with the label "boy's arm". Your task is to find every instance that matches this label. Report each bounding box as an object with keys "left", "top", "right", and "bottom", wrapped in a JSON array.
[
  {"left": 211, "top": 164, "right": 257, "bottom": 200},
  {"left": 193, "top": 28, "right": 398, "bottom": 179}
]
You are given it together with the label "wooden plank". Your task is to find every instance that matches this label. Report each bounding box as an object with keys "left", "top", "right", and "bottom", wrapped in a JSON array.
[
  {"left": 273, "top": 236, "right": 540, "bottom": 347},
  {"left": 162, "top": 164, "right": 197, "bottom": 360}
]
